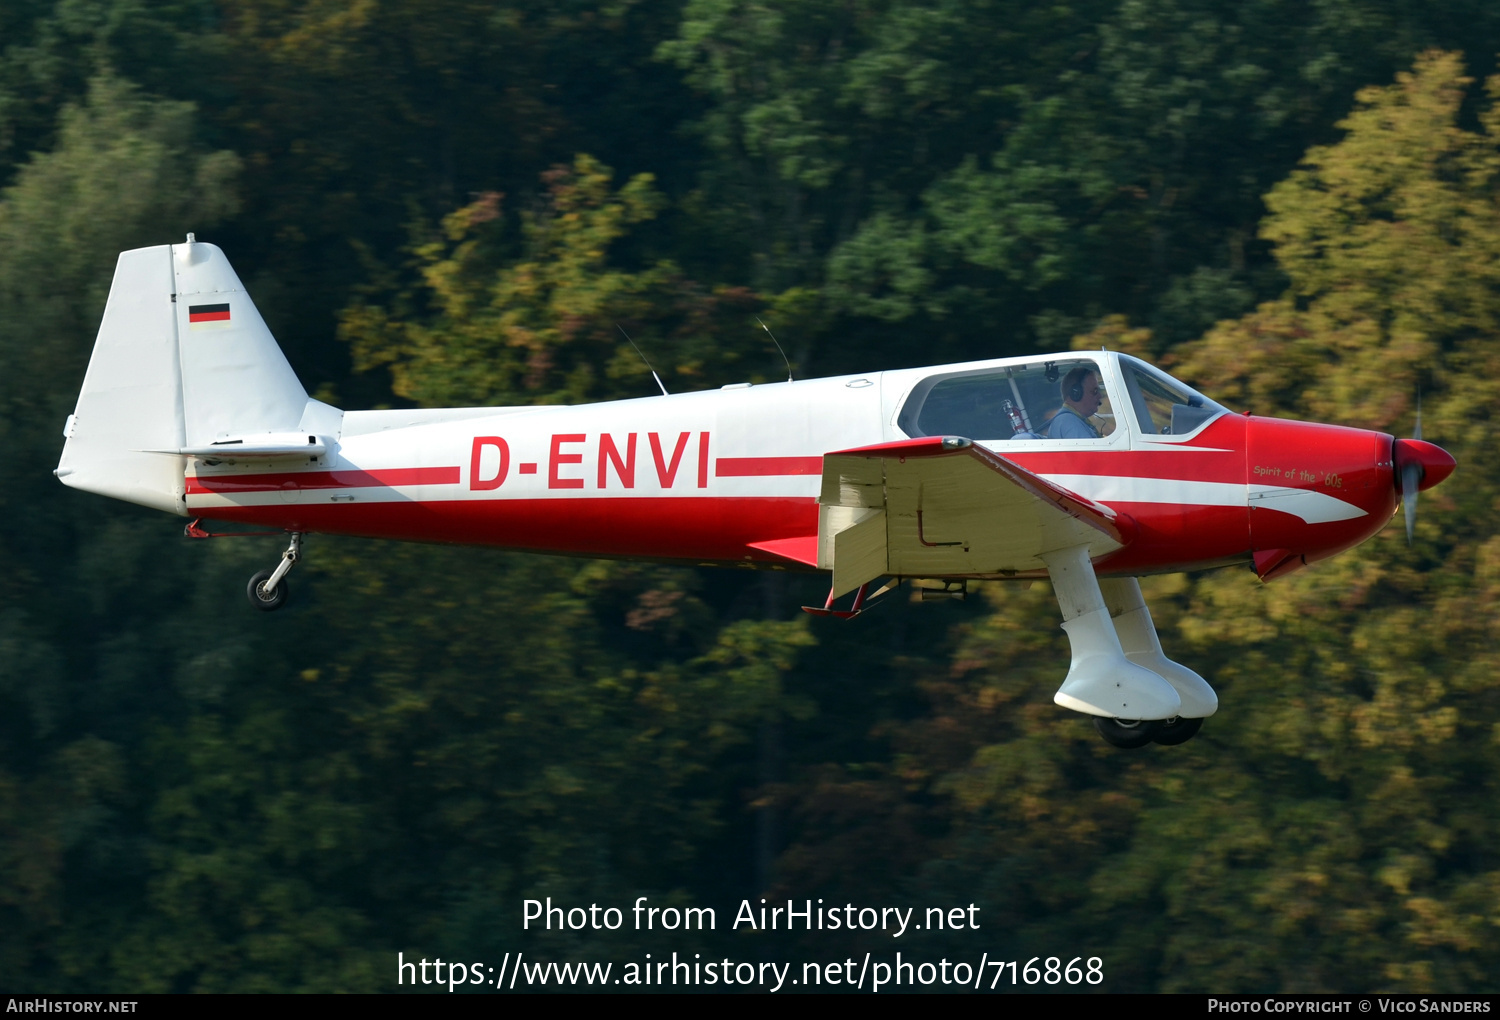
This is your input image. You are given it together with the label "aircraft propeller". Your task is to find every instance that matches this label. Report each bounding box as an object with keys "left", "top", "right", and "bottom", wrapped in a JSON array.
[
  {"left": 1402, "top": 391, "right": 1422, "bottom": 544},
  {"left": 1393, "top": 390, "right": 1456, "bottom": 545}
]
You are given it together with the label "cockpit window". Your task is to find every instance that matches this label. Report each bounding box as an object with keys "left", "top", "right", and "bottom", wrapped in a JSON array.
[
  {"left": 1118, "top": 356, "right": 1228, "bottom": 437},
  {"left": 898, "top": 359, "right": 1116, "bottom": 441}
]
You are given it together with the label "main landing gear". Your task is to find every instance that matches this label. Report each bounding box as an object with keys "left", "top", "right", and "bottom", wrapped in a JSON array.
[
  {"left": 247, "top": 532, "right": 302, "bottom": 612},
  {"left": 1092, "top": 715, "right": 1204, "bottom": 749},
  {"left": 1040, "top": 544, "right": 1217, "bottom": 749}
]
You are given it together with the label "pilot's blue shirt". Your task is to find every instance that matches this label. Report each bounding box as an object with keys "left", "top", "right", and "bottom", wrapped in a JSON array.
[{"left": 1047, "top": 408, "right": 1100, "bottom": 439}]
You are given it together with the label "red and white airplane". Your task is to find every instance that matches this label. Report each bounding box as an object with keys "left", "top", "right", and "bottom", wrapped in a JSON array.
[{"left": 56, "top": 239, "right": 1455, "bottom": 747}]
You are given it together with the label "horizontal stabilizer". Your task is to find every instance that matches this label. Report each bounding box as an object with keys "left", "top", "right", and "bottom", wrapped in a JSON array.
[{"left": 149, "top": 432, "right": 335, "bottom": 460}]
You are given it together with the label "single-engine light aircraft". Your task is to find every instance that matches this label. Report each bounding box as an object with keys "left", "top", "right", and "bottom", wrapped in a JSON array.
[{"left": 56, "top": 240, "right": 1456, "bottom": 748}]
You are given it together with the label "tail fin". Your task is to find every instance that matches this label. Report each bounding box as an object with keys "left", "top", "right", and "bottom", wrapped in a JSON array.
[{"left": 56, "top": 238, "right": 340, "bottom": 515}]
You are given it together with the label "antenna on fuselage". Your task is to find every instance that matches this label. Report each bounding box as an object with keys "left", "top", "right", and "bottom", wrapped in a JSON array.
[
  {"left": 756, "top": 317, "right": 794, "bottom": 382},
  {"left": 617, "top": 324, "right": 669, "bottom": 397}
]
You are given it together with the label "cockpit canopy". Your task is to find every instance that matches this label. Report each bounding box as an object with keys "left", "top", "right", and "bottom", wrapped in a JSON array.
[{"left": 896, "top": 353, "right": 1228, "bottom": 443}]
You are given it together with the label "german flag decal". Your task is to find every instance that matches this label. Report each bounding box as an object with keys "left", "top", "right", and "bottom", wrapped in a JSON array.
[{"left": 188, "top": 302, "right": 231, "bottom": 331}]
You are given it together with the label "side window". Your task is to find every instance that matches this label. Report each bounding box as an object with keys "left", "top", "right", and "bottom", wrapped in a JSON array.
[
  {"left": 898, "top": 361, "right": 1115, "bottom": 441},
  {"left": 899, "top": 372, "right": 1015, "bottom": 441}
]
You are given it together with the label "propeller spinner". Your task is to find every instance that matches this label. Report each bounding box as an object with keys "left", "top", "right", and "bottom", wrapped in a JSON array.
[{"left": 1393, "top": 427, "right": 1456, "bottom": 543}]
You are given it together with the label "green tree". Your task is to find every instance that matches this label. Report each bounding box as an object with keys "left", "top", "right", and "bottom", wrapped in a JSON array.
[
  {"left": 1178, "top": 50, "right": 1500, "bottom": 433},
  {"left": 660, "top": 0, "right": 1500, "bottom": 371},
  {"left": 342, "top": 155, "right": 771, "bottom": 406},
  {"left": 0, "top": 73, "right": 239, "bottom": 988},
  {"left": 0, "top": 0, "right": 229, "bottom": 187}
]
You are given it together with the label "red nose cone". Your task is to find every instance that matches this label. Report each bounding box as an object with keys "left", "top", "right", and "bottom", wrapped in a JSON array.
[{"left": 1394, "top": 438, "right": 1456, "bottom": 492}]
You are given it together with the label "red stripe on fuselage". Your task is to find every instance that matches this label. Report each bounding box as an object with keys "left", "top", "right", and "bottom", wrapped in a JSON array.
[
  {"left": 195, "top": 496, "right": 822, "bottom": 565},
  {"left": 188, "top": 492, "right": 1255, "bottom": 575},
  {"left": 715, "top": 456, "right": 823, "bottom": 476},
  {"left": 1003, "top": 449, "right": 1242, "bottom": 483},
  {"left": 186, "top": 466, "right": 460, "bottom": 494},
  {"left": 1001, "top": 414, "right": 1247, "bottom": 482},
  {"left": 180, "top": 414, "right": 1263, "bottom": 571}
]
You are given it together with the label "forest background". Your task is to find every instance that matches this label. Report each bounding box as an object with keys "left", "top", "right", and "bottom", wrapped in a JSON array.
[{"left": 2, "top": 0, "right": 1499, "bottom": 993}]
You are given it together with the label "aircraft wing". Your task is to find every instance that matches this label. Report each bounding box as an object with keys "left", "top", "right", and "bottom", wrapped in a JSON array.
[{"left": 817, "top": 436, "right": 1134, "bottom": 596}]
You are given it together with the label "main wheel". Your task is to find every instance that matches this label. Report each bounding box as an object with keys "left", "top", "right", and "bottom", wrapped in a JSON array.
[
  {"left": 247, "top": 569, "right": 289, "bottom": 612},
  {"left": 1151, "top": 716, "right": 1203, "bottom": 746},
  {"left": 1093, "top": 717, "right": 1159, "bottom": 749}
]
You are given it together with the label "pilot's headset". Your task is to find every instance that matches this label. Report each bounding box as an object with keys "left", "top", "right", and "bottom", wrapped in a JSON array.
[{"left": 1062, "top": 366, "right": 1093, "bottom": 405}]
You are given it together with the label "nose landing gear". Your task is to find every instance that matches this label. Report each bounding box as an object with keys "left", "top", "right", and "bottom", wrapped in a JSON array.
[{"left": 247, "top": 532, "right": 302, "bottom": 612}]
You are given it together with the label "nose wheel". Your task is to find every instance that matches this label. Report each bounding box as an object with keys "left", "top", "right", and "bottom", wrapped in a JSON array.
[{"left": 246, "top": 533, "right": 302, "bottom": 612}]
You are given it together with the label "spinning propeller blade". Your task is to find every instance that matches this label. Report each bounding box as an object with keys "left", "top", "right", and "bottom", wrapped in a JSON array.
[
  {"left": 1404, "top": 390, "right": 1421, "bottom": 544},
  {"left": 1402, "top": 462, "right": 1421, "bottom": 544},
  {"left": 1393, "top": 389, "right": 1455, "bottom": 546}
]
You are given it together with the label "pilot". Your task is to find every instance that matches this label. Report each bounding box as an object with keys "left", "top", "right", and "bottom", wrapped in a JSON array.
[{"left": 1047, "top": 367, "right": 1104, "bottom": 439}]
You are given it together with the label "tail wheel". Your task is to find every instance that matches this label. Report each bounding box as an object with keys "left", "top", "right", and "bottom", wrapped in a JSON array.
[
  {"left": 1151, "top": 716, "right": 1203, "bottom": 746},
  {"left": 247, "top": 569, "right": 289, "bottom": 612},
  {"left": 1092, "top": 717, "right": 1159, "bottom": 749}
]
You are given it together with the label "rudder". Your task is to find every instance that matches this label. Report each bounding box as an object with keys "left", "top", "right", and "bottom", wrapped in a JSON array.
[{"left": 174, "top": 238, "right": 310, "bottom": 448}]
